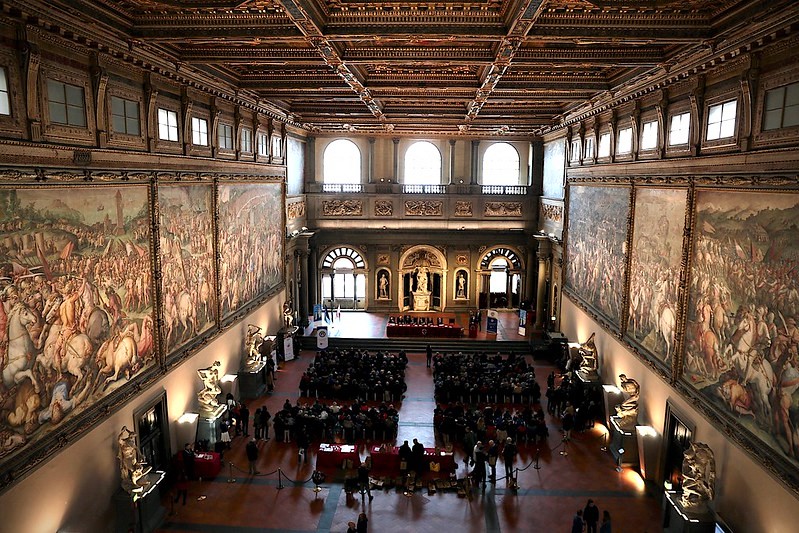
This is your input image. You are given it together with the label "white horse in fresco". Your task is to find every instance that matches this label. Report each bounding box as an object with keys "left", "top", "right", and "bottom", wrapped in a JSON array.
[{"left": 2, "top": 304, "right": 41, "bottom": 394}]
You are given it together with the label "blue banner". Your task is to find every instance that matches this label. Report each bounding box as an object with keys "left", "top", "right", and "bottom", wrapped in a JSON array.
[{"left": 486, "top": 309, "right": 499, "bottom": 335}]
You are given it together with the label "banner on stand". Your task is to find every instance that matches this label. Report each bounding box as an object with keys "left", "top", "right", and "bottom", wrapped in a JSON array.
[{"left": 316, "top": 326, "right": 328, "bottom": 349}]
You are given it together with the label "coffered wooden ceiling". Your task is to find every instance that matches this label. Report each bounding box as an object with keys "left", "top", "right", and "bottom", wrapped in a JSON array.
[{"left": 11, "top": 0, "right": 792, "bottom": 136}]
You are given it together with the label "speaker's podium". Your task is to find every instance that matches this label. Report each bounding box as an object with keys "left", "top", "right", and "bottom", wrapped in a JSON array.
[{"left": 662, "top": 491, "right": 716, "bottom": 533}]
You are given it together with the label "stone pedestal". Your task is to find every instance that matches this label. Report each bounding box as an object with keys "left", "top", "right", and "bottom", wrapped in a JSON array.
[
  {"left": 238, "top": 360, "right": 266, "bottom": 399},
  {"left": 413, "top": 292, "right": 431, "bottom": 311},
  {"left": 114, "top": 471, "right": 166, "bottom": 533},
  {"left": 610, "top": 415, "right": 638, "bottom": 466},
  {"left": 662, "top": 491, "right": 716, "bottom": 533},
  {"left": 196, "top": 404, "right": 227, "bottom": 449}
]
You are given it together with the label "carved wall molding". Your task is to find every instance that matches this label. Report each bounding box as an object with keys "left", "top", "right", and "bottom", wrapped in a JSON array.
[
  {"left": 374, "top": 199, "right": 393, "bottom": 216},
  {"left": 405, "top": 200, "right": 443, "bottom": 216},
  {"left": 322, "top": 199, "right": 363, "bottom": 216},
  {"left": 287, "top": 200, "right": 306, "bottom": 219},
  {"left": 454, "top": 200, "right": 473, "bottom": 217},
  {"left": 377, "top": 253, "right": 390, "bottom": 265},
  {"left": 484, "top": 201, "right": 522, "bottom": 217},
  {"left": 456, "top": 253, "right": 469, "bottom": 265},
  {"left": 541, "top": 203, "right": 563, "bottom": 222}
]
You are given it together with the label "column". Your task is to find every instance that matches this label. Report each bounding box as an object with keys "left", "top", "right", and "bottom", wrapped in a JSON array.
[
  {"left": 525, "top": 243, "right": 536, "bottom": 307},
  {"left": 534, "top": 236, "right": 551, "bottom": 329},
  {"left": 308, "top": 244, "right": 319, "bottom": 312},
  {"left": 448, "top": 139, "right": 456, "bottom": 184},
  {"left": 296, "top": 249, "right": 309, "bottom": 327},
  {"left": 368, "top": 137, "right": 376, "bottom": 184},
  {"left": 392, "top": 137, "right": 400, "bottom": 182},
  {"left": 470, "top": 140, "right": 479, "bottom": 185},
  {"left": 305, "top": 136, "right": 316, "bottom": 190}
]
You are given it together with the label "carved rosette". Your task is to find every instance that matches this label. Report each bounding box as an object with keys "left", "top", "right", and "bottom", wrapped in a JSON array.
[
  {"left": 405, "top": 200, "right": 443, "bottom": 216},
  {"left": 322, "top": 199, "right": 363, "bottom": 216},
  {"left": 287, "top": 200, "right": 306, "bottom": 220},
  {"left": 374, "top": 199, "right": 393, "bottom": 216},
  {"left": 484, "top": 201, "right": 522, "bottom": 217},
  {"left": 456, "top": 254, "right": 469, "bottom": 265},
  {"left": 454, "top": 201, "right": 473, "bottom": 217}
]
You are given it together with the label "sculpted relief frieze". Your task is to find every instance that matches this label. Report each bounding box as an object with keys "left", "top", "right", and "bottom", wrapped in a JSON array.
[
  {"left": 541, "top": 203, "right": 563, "bottom": 222},
  {"left": 322, "top": 199, "right": 363, "bottom": 217},
  {"left": 484, "top": 201, "right": 522, "bottom": 217},
  {"left": 287, "top": 201, "right": 306, "bottom": 220},
  {"left": 374, "top": 200, "right": 393, "bottom": 216},
  {"left": 454, "top": 201, "right": 473, "bottom": 217},
  {"left": 405, "top": 200, "right": 443, "bottom": 216}
]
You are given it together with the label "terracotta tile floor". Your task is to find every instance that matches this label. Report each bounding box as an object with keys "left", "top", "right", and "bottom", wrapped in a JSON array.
[{"left": 157, "top": 312, "right": 662, "bottom": 533}]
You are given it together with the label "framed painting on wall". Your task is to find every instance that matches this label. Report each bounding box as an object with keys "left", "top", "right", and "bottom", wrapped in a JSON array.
[
  {"left": 0, "top": 182, "right": 158, "bottom": 490},
  {"left": 625, "top": 187, "right": 688, "bottom": 373},
  {"left": 217, "top": 181, "right": 284, "bottom": 321},
  {"left": 157, "top": 181, "right": 218, "bottom": 360},
  {"left": 681, "top": 188, "right": 799, "bottom": 490},
  {"left": 564, "top": 183, "right": 631, "bottom": 332}
]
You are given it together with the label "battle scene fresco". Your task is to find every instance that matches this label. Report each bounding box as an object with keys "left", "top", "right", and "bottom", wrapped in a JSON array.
[
  {"left": 157, "top": 184, "right": 217, "bottom": 356},
  {"left": 565, "top": 184, "right": 630, "bottom": 329},
  {"left": 684, "top": 190, "right": 799, "bottom": 473},
  {"left": 627, "top": 188, "right": 687, "bottom": 366},
  {"left": 218, "top": 182, "right": 283, "bottom": 319},
  {"left": 0, "top": 186, "right": 155, "bottom": 463}
]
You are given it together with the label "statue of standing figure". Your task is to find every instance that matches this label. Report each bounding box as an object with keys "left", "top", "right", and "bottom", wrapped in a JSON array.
[
  {"left": 680, "top": 442, "right": 716, "bottom": 510},
  {"left": 117, "top": 426, "right": 152, "bottom": 497},
  {"left": 416, "top": 266, "right": 429, "bottom": 294},
  {"left": 197, "top": 361, "right": 222, "bottom": 415}
]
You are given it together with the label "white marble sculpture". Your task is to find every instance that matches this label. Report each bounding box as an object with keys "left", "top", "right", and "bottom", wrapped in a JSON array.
[
  {"left": 614, "top": 373, "right": 640, "bottom": 428},
  {"left": 117, "top": 426, "right": 152, "bottom": 497},
  {"left": 197, "top": 361, "right": 222, "bottom": 415},
  {"left": 577, "top": 332, "right": 598, "bottom": 375},
  {"left": 680, "top": 442, "right": 716, "bottom": 510}
]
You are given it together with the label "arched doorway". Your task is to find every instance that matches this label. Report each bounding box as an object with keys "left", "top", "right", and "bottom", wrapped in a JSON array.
[
  {"left": 478, "top": 247, "right": 523, "bottom": 309},
  {"left": 319, "top": 246, "right": 366, "bottom": 310},
  {"left": 398, "top": 246, "right": 447, "bottom": 312}
]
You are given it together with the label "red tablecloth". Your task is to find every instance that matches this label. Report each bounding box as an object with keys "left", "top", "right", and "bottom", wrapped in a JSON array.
[
  {"left": 369, "top": 446, "right": 456, "bottom": 476},
  {"left": 194, "top": 452, "right": 221, "bottom": 479},
  {"left": 316, "top": 443, "right": 361, "bottom": 470},
  {"left": 386, "top": 324, "right": 463, "bottom": 338}
]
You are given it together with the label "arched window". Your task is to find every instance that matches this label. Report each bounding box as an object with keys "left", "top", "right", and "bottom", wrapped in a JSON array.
[
  {"left": 323, "top": 139, "right": 361, "bottom": 184},
  {"left": 320, "top": 247, "right": 366, "bottom": 310},
  {"left": 404, "top": 141, "right": 441, "bottom": 184},
  {"left": 482, "top": 142, "right": 520, "bottom": 185}
]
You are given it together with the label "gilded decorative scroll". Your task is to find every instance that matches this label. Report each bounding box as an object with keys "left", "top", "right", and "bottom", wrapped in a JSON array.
[
  {"left": 405, "top": 200, "right": 443, "bottom": 216},
  {"left": 484, "top": 201, "right": 522, "bottom": 217},
  {"left": 374, "top": 200, "right": 393, "bottom": 217},
  {"left": 323, "top": 199, "right": 363, "bottom": 217},
  {"left": 287, "top": 200, "right": 306, "bottom": 220},
  {"left": 454, "top": 201, "right": 473, "bottom": 217}
]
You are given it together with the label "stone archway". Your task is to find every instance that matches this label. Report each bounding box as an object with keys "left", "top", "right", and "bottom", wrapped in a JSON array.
[{"left": 398, "top": 245, "right": 447, "bottom": 312}]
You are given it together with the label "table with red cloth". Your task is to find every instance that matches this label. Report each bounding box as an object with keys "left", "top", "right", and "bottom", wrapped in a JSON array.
[
  {"left": 194, "top": 452, "right": 221, "bottom": 479},
  {"left": 386, "top": 323, "right": 463, "bottom": 338},
  {"left": 316, "top": 443, "right": 361, "bottom": 470},
  {"left": 369, "top": 446, "right": 456, "bottom": 476}
]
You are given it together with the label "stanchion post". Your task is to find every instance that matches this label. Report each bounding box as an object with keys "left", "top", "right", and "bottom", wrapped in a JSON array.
[
  {"left": 227, "top": 462, "right": 236, "bottom": 483},
  {"left": 533, "top": 448, "right": 541, "bottom": 470},
  {"left": 559, "top": 440, "right": 568, "bottom": 457},
  {"left": 277, "top": 468, "right": 285, "bottom": 490},
  {"left": 615, "top": 448, "right": 624, "bottom": 472},
  {"left": 600, "top": 431, "right": 608, "bottom": 452}
]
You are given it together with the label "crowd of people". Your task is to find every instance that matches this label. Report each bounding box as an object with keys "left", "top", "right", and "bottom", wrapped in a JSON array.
[
  {"left": 545, "top": 372, "right": 602, "bottom": 436},
  {"left": 299, "top": 348, "right": 408, "bottom": 401},
  {"left": 274, "top": 398, "right": 400, "bottom": 445},
  {"left": 434, "top": 402, "right": 549, "bottom": 449},
  {"left": 433, "top": 351, "right": 541, "bottom": 404}
]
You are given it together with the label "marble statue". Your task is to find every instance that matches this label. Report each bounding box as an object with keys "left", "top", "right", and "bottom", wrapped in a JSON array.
[
  {"left": 577, "top": 332, "right": 598, "bottom": 375},
  {"left": 117, "top": 426, "right": 152, "bottom": 497},
  {"left": 416, "top": 266, "right": 429, "bottom": 293},
  {"left": 680, "top": 442, "right": 716, "bottom": 510},
  {"left": 244, "top": 324, "right": 263, "bottom": 368},
  {"left": 614, "top": 373, "right": 640, "bottom": 427},
  {"left": 197, "top": 361, "right": 222, "bottom": 415}
]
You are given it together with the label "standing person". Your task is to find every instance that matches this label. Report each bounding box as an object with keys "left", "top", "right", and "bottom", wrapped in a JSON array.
[
  {"left": 502, "top": 437, "right": 517, "bottom": 481},
  {"left": 486, "top": 440, "right": 499, "bottom": 483},
  {"left": 182, "top": 443, "right": 195, "bottom": 480},
  {"left": 571, "top": 509, "right": 584, "bottom": 533},
  {"left": 254, "top": 408, "right": 263, "bottom": 439},
  {"left": 296, "top": 427, "right": 310, "bottom": 464},
  {"left": 426, "top": 344, "right": 433, "bottom": 368},
  {"left": 357, "top": 512, "right": 368, "bottom": 533},
  {"left": 346, "top": 521, "right": 357, "bottom": 533},
  {"left": 463, "top": 427, "right": 476, "bottom": 470},
  {"left": 599, "top": 510, "right": 611, "bottom": 533},
  {"left": 246, "top": 438, "right": 259, "bottom": 475},
  {"left": 220, "top": 419, "right": 231, "bottom": 449},
  {"left": 260, "top": 407, "right": 272, "bottom": 440},
  {"left": 398, "top": 440, "right": 412, "bottom": 476},
  {"left": 411, "top": 438, "right": 425, "bottom": 474},
  {"left": 358, "top": 458, "right": 374, "bottom": 501},
  {"left": 562, "top": 403, "right": 575, "bottom": 442},
  {"left": 240, "top": 403, "right": 250, "bottom": 437},
  {"left": 583, "top": 499, "right": 599, "bottom": 533},
  {"left": 472, "top": 441, "right": 487, "bottom": 489},
  {"left": 173, "top": 469, "right": 188, "bottom": 505}
]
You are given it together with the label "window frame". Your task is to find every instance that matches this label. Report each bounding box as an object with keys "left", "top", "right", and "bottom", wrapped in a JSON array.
[
  {"left": 403, "top": 140, "right": 442, "bottom": 185},
  {"left": 753, "top": 67, "right": 799, "bottom": 147},
  {"left": 597, "top": 131, "right": 611, "bottom": 159},
  {"left": 40, "top": 66, "right": 94, "bottom": 144},
  {"left": 701, "top": 90, "right": 740, "bottom": 151},
  {"left": 257, "top": 132, "right": 269, "bottom": 157},
  {"left": 584, "top": 135, "right": 595, "bottom": 162},
  {"left": 157, "top": 108, "right": 179, "bottom": 142},
  {"left": 241, "top": 127, "right": 253, "bottom": 154},
  {"left": 46, "top": 78, "right": 87, "bottom": 128},
  {"left": 704, "top": 99, "right": 738, "bottom": 142},
  {"left": 110, "top": 95, "right": 141, "bottom": 136},
  {"left": 482, "top": 142, "right": 521, "bottom": 185},
  {"left": 616, "top": 126, "right": 633, "bottom": 155},
  {"left": 217, "top": 122, "right": 233, "bottom": 151},
  {"left": 640, "top": 119, "right": 659, "bottom": 152},
  {"left": 0, "top": 66, "right": 10, "bottom": 117},
  {"left": 323, "top": 138, "right": 362, "bottom": 185},
  {"left": 668, "top": 110, "right": 691, "bottom": 148},
  {"left": 569, "top": 138, "right": 581, "bottom": 163},
  {"left": 191, "top": 116, "right": 209, "bottom": 147}
]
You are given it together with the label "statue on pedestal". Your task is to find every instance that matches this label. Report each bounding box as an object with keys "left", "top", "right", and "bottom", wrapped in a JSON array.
[
  {"left": 614, "top": 373, "right": 640, "bottom": 427},
  {"left": 117, "top": 426, "right": 152, "bottom": 497},
  {"left": 197, "top": 361, "right": 222, "bottom": 415},
  {"left": 680, "top": 442, "right": 716, "bottom": 510},
  {"left": 244, "top": 324, "right": 263, "bottom": 369},
  {"left": 577, "top": 332, "right": 598, "bottom": 375},
  {"left": 415, "top": 266, "right": 430, "bottom": 294},
  {"left": 283, "top": 300, "right": 295, "bottom": 329}
]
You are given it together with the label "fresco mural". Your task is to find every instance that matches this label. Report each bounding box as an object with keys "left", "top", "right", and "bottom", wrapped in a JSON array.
[
  {"left": 684, "top": 190, "right": 799, "bottom": 472},
  {"left": 565, "top": 184, "right": 630, "bottom": 328},
  {"left": 218, "top": 182, "right": 283, "bottom": 319},
  {"left": 157, "top": 184, "right": 217, "bottom": 356},
  {"left": 0, "top": 185, "right": 155, "bottom": 462},
  {"left": 627, "top": 188, "right": 688, "bottom": 365}
]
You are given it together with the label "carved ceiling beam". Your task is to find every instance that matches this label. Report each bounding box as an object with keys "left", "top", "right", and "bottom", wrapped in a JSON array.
[
  {"left": 461, "top": 0, "right": 546, "bottom": 130},
  {"left": 272, "top": 0, "right": 386, "bottom": 122}
]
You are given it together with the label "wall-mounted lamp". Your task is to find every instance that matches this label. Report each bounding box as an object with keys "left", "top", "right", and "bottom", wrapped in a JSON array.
[
  {"left": 178, "top": 413, "right": 199, "bottom": 424},
  {"left": 221, "top": 374, "right": 237, "bottom": 383},
  {"left": 602, "top": 384, "right": 621, "bottom": 394}
]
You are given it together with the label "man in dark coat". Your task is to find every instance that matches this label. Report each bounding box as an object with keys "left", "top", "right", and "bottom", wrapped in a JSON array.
[
  {"left": 583, "top": 499, "right": 600, "bottom": 533},
  {"left": 411, "top": 438, "right": 425, "bottom": 474},
  {"left": 240, "top": 403, "right": 250, "bottom": 437},
  {"left": 426, "top": 344, "right": 433, "bottom": 368},
  {"left": 246, "top": 438, "right": 259, "bottom": 475}
]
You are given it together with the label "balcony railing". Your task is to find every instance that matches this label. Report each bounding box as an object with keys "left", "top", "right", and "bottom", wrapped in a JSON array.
[
  {"left": 311, "top": 182, "right": 531, "bottom": 195},
  {"left": 322, "top": 183, "right": 364, "bottom": 193},
  {"left": 481, "top": 185, "right": 527, "bottom": 195},
  {"left": 402, "top": 184, "right": 447, "bottom": 194}
]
